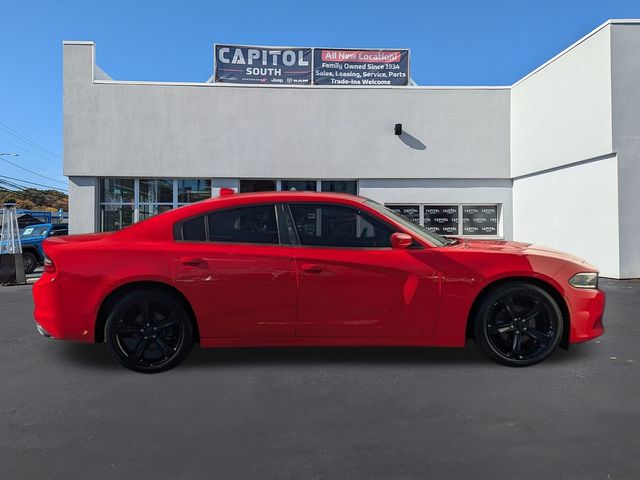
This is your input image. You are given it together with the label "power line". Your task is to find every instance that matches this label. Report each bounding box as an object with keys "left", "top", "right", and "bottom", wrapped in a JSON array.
[
  {"left": 0, "top": 133, "right": 61, "bottom": 165},
  {"left": 0, "top": 179, "right": 30, "bottom": 193},
  {"left": 0, "top": 120, "right": 62, "bottom": 159},
  {"left": 0, "top": 157, "right": 67, "bottom": 186},
  {"left": 0, "top": 175, "right": 68, "bottom": 192}
]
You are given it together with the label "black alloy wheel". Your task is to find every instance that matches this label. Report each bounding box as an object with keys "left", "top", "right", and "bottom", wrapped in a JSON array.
[
  {"left": 105, "top": 289, "right": 193, "bottom": 373},
  {"left": 22, "top": 252, "right": 37, "bottom": 274},
  {"left": 474, "top": 282, "right": 563, "bottom": 367}
]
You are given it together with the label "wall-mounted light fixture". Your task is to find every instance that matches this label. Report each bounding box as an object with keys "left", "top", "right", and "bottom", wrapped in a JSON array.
[{"left": 394, "top": 123, "right": 402, "bottom": 136}]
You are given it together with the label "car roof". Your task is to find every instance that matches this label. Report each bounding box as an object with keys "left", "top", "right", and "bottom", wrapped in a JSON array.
[{"left": 205, "top": 190, "right": 367, "bottom": 203}]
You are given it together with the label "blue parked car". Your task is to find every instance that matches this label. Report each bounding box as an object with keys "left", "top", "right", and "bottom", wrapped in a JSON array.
[{"left": 19, "top": 223, "right": 68, "bottom": 273}]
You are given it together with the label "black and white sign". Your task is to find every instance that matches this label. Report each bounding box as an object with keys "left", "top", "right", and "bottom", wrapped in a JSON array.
[
  {"left": 386, "top": 205, "right": 420, "bottom": 225},
  {"left": 214, "top": 44, "right": 312, "bottom": 85},
  {"left": 423, "top": 205, "right": 459, "bottom": 235},
  {"left": 462, "top": 205, "right": 498, "bottom": 236},
  {"left": 313, "top": 48, "right": 409, "bottom": 86}
]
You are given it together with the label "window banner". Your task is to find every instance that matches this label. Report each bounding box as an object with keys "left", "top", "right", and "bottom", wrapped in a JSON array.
[
  {"left": 386, "top": 205, "right": 420, "bottom": 225},
  {"left": 462, "top": 205, "right": 499, "bottom": 236},
  {"left": 313, "top": 48, "right": 410, "bottom": 86},
  {"left": 214, "top": 44, "right": 312, "bottom": 85},
  {"left": 424, "top": 206, "right": 459, "bottom": 235}
]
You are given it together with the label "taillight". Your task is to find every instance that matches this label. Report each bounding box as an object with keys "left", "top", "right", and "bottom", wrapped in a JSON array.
[{"left": 43, "top": 256, "right": 56, "bottom": 273}]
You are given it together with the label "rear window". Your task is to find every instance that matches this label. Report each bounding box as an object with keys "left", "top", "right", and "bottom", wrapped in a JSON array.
[
  {"left": 181, "top": 216, "right": 206, "bottom": 241},
  {"left": 179, "top": 204, "right": 279, "bottom": 244}
]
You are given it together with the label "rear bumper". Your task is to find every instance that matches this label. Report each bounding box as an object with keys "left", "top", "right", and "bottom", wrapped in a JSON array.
[
  {"left": 567, "top": 287, "right": 605, "bottom": 344},
  {"left": 36, "top": 323, "right": 52, "bottom": 337},
  {"left": 32, "top": 273, "right": 95, "bottom": 343}
]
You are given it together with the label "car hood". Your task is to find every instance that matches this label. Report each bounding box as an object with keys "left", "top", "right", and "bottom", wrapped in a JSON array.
[{"left": 454, "top": 239, "right": 588, "bottom": 265}]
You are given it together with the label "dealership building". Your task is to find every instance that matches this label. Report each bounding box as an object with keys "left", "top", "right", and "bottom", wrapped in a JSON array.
[{"left": 64, "top": 20, "right": 640, "bottom": 278}]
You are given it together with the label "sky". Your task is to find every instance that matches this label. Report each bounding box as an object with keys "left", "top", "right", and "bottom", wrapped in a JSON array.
[{"left": 1, "top": 0, "right": 639, "bottom": 193}]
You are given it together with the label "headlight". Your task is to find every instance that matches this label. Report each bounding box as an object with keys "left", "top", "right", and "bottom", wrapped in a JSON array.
[{"left": 569, "top": 272, "right": 598, "bottom": 289}]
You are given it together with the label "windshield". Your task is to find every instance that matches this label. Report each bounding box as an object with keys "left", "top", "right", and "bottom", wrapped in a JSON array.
[
  {"left": 365, "top": 200, "right": 451, "bottom": 247},
  {"left": 20, "top": 225, "right": 50, "bottom": 238}
]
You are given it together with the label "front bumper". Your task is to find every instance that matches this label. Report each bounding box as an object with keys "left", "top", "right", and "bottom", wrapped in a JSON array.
[{"left": 567, "top": 287, "right": 605, "bottom": 344}]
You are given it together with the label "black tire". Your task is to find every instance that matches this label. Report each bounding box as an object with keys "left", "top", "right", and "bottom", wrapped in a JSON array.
[
  {"left": 23, "top": 252, "right": 38, "bottom": 274},
  {"left": 105, "top": 289, "right": 193, "bottom": 373},
  {"left": 473, "top": 282, "right": 563, "bottom": 367}
]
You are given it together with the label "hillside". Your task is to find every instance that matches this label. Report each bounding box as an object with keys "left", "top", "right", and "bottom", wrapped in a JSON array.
[{"left": 0, "top": 188, "right": 68, "bottom": 211}]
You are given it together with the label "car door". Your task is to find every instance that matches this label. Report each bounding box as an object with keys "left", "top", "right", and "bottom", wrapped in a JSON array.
[
  {"left": 287, "top": 202, "right": 440, "bottom": 339},
  {"left": 171, "top": 203, "right": 298, "bottom": 339}
]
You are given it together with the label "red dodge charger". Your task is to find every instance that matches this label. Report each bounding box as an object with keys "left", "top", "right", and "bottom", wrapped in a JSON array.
[{"left": 33, "top": 191, "right": 605, "bottom": 373}]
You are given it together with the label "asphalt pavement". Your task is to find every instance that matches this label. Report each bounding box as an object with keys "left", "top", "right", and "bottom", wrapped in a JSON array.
[
  {"left": 0, "top": 279, "right": 639, "bottom": 479},
  {"left": 25, "top": 266, "right": 43, "bottom": 284}
]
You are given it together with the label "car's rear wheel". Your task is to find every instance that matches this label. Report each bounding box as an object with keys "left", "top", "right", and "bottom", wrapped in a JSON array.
[
  {"left": 474, "top": 282, "right": 563, "bottom": 367},
  {"left": 22, "top": 252, "right": 37, "bottom": 274},
  {"left": 105, "top": 289, "right": 193, "bottom": 373}
]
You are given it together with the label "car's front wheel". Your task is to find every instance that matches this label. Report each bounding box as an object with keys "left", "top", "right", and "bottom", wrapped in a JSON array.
[
  {"left": 474, "top": 282, "right": 563, "bottom": 367},
  {"left": 105, "top": 289, "right": 194, "bottom": 373}
]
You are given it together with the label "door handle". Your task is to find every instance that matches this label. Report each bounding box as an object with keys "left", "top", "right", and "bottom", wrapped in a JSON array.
[
  {"left": 301, "top": 263, "right": 323, "bottom": 274},
  {"left": 180, "top": 257, "right": 205, "bottom": 267}
]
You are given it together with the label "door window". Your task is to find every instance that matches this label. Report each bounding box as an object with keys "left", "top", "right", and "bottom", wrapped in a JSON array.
[
  {"left": 288, "top": 203, "right": 394, "bottom": 248},
  {"left": 179, "top": 205, "right": 280, "bottom": 244},
  {"left": 208, "top": 205, "right": 279, "bottom": 244}
]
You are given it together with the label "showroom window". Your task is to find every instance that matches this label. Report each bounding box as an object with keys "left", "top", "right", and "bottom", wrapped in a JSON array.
[
  {"left": 289, "top": 203, "right": 394, "bottom": 248},
  {"left": 99, "top": 178, "right": 135, "bottom": 232},
  {"left": 239, "top": 180, "right": 277, "bottom": 193},
  {"left": 423, "top": 205, "right": 460, "bottom": 235},
  {"left": 239, "top": 179, "right": 358, "bottom": 194},
  {"left": 281, "top": 180, "right": 317, "bottom": 192},
  {"left": 321, "top": 180, "right": 358, "bottom": 195},
  {"left": 461, "top": 205, "right": 499, "bottom": 236},
  {"left": 178, "top": 179, "right": 212, "bottom": 204},
  {"left": 386, "top": 204, "right": 501, "bottom": 237},
  {"left": 139, "top": 179, "right": 174, "bottom": 222},
  {"left": 99, "top": 178, "right": 212, "bottom": 232}
]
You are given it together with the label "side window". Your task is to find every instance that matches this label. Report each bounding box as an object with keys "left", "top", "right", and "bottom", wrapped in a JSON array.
[
  {"left": 181, "top": 216, "right": 206, "bottom": 241},
  {"left": 208, "top": 205, "right": 279, "bottom": 244},
  {"left": 289, "top": 203, "right": 395, "bottom": 248}
]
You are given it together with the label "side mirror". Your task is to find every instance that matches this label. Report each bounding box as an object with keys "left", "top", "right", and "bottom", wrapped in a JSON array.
[{"left": 391, "top": 232, "right": 413, "bottom": 249}]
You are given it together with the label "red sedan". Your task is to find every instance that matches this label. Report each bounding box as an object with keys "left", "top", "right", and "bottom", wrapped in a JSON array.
[{"left": 33, "top": 191, "right": 605, "bottom": 373}]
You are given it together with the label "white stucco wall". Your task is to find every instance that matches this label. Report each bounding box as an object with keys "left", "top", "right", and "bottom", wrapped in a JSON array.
[
  {"left": 611, "top": 23, "right": 640, "bottom": 278},
  {"left": 512, "top": 156, "right": 619, "bottom": 278},
  {"left": 68, "top": 176, "right": 98, "bottom": 234},
  {"left": 63, "top": 43, "right": 511, "bottom": 181},
  {"left": 510, "top": 24, "right": 613, "bottom": 177}
]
